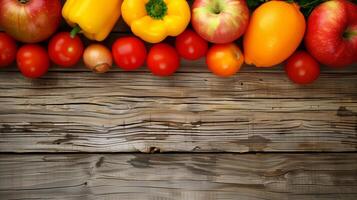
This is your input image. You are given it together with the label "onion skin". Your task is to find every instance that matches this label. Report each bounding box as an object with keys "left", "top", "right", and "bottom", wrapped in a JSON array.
[
  {"left": 83, "top": 44, "right": 113, "bottom": 74},
  {"left": 0, "top": 0, "right": 62, "bottom": 43}
]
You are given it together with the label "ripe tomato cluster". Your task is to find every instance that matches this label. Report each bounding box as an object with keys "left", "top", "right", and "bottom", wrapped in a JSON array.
[
  {"left": 1, "top": 29, "right": 240, "bottom": 78},
  {"left": 0, "top": 28, "right": 326, "bottom": 85}
]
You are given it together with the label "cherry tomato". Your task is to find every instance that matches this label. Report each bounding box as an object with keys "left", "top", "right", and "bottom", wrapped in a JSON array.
[
  {"left": 175, "top": 29, "right": 208, "bottom": 60},
  {"left": 206, "top": 43, "right": 244, "bottom": 77},
  {"left": 48, "top": 32, "right": 84, "bottom": 67},
  {"left": 285, "top": 51, "right": 320, "bottom": 85},
  {"left": 112, "top": 36, "right": 147, "bottom": 71},
  {"left": 147, "top": 43, "right": 180, "bottom": 77},
  {"left": 0, "top": 32, "right": 17, "bottom": 67},
  {"left": 17, "top": 44, "right": 49, "bottom": 78}
]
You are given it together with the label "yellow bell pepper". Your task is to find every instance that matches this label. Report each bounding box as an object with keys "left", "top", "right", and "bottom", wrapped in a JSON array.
[
  {"left": 62, "top": 0, "right": 123, "bottom": 41},
  {"left": 121, "top": 0, "right": 191, "bottom": 43}
]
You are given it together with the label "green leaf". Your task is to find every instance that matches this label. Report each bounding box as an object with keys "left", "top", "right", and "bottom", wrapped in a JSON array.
[
  {"left": 298, "top": 0, "right": 326, "bottom": 17},
  {"left": 246, "top": 0, "right": 356, "bottom": 17},
  {"left": 246, "top": 0, "right": 268, "bottom": 9}
]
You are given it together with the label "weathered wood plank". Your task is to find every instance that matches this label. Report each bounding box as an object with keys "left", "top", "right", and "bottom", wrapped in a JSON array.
[
  {"left": 0, "top": 71, "right": 356, "bottom": 152},
  {"left": 0, "top": 153, "right": 356, "bottom": 200}
]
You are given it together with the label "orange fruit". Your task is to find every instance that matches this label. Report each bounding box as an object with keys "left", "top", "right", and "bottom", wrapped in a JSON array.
[
  {"left": 243, "top": 1, "right": 306, "bottom": 67},
  {"left": 206, "top": 43, "right": 244, "bottom": 77}
]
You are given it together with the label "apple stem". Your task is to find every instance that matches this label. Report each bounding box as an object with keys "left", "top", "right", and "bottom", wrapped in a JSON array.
[
  {"left": 18, "top": 0, "right": 29, "bottom": 4},
  {"left": 212, "top": 1, "right": 222, "bottom": 14},
  {"left": 343, "top": 30, "right": 357, "bottom": 40},
  {"left": 70, "top": 25, "right": 81, "bottom": 38}
]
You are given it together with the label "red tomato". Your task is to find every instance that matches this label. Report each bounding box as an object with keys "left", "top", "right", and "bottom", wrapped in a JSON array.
[
  {"left": 206, "top": 43, "right": 244, "bottom": 77},
  {"left": 175, "top": 29, "right": 208, "bottom": 60},
  {"left": 112, "top": 36, "right": 147, "bottom": 71},
  {"left": 285, "top": 51, "right": 320, "bottom": 85},
  {"left": 17, "top": 44, "right": 49, "bottom": 78},
  {"left": 147, "top": 43, "right": 180, "bottom": 77},
  {"left": 0, "top": 32, "right": 17, "bottom": 67},
  {"left": 48, "top": 32, "right": 84, "bottom": 67}
]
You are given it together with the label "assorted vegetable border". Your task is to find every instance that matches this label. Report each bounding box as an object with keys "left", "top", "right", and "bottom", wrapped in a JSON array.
[{"left": 0, "top": 0, "right": 356, "bottom": 85}]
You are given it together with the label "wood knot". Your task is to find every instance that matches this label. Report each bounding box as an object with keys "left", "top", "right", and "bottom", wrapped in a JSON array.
[
  {"left": 95, "top": 156, "right": 105, "bottom": 168},
  {"left": 337, "top": 106, "right": 356, "bottom": 117},
  {"left": 149, "top": 147, "right": 161, "bottom": 154},
  {"left": 52, "top": 134, "right": 77, "bottom": 145},
  {"left": 192, "top": 146, "right": 201, "bottom": 151},
  {"left": 191, "top": 120, "right": 202, "bottom": 127}
]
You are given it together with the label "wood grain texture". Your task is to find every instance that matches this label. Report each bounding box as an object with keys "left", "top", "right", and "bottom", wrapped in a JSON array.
[
  {"left": 0, "top": 153, "right": 356, "bottom": 200},
  {"left": 0, "top": 71, "right": 356, "bottom": 153}
]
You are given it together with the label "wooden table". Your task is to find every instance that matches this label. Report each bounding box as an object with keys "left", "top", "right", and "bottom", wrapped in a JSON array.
[{"left": 1, "top": 21, "right": 357, "bottom": 200}]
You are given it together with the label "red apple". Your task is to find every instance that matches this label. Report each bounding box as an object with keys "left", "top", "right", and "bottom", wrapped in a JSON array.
[
  {"left": 305, "top": 0, "right": 357, "bottom": 68},
  {"left": 0, "top": 0, "right": 62, "bottom": 43},
  {"left": 191, "top": 0, "right": 249, "bottom": 44}
]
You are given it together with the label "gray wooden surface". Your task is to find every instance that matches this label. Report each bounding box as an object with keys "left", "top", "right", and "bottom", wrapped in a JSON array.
[
  {"left": 1, "top": 153, "right": 357, "bottom": 200},
  {"left": 0, "top": 63, "right": 356, "bottom": 199},
  {"left": 0, "top": 67, "right": 356, "bottom": 153}
]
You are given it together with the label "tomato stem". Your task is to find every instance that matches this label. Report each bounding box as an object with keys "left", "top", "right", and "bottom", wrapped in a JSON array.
[{"left": 70, "top": 25, "right": 81, "bottom": 38}]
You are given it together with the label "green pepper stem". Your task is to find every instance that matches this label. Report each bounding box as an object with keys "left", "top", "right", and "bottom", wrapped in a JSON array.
[
  {"left": 70, "top": 25, "right": 81, "bottom": 38},
  {"left": 146, "top": 0, "right": 168, "bottom": 20}
]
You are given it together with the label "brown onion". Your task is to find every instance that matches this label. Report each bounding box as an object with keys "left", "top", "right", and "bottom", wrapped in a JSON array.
[{"left": 83, "top": 44, "right": 112, "bottom": 73}]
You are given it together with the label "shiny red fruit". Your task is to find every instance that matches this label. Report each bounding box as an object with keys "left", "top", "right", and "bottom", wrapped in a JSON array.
[
  {"left": 48, "top": 32, "right": 84, "bottom": 68},
  {"left": 305, "top": 0, "right": 357, "bottom": 68},
  {"left": 0, "top": 0, "right": 61, "bottom": 43},
  {"left": 147, "top": 43, "right": 180, "bottom": 77},
  {"left": 112, "top": 36, "right": 147, "bottom": 71},
  {"left": 17, "top": 44, "right": 49, "bottom": 78},
  {"left": 285, "top": 51, "right": 320, "bottom": 85},
  {"left": 175, "top": 29, "right": 208, "bottom": 60},
  {"left": 0, "top": 32, "right": 17, "bottom": 67}
]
